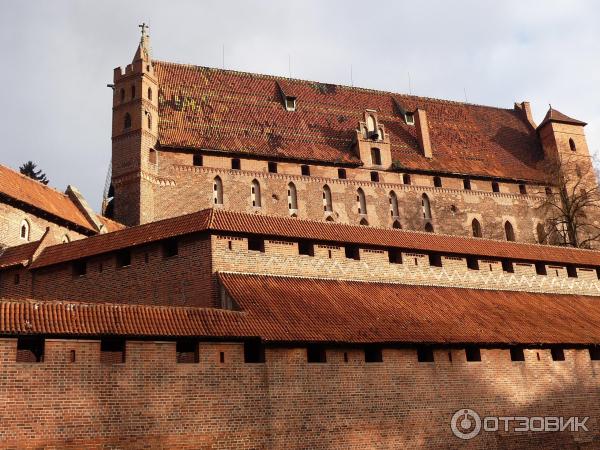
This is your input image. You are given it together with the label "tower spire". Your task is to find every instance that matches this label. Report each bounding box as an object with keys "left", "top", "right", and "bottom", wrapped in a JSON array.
[{"left": 133, "top": 22, "right": 151, "bottom": 62}]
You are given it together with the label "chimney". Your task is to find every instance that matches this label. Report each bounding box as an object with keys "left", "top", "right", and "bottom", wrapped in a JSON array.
[
  {"left": 514, "top": 101, "right": 536, "bottom": 129},
  {"left": 415, "top": 109, "right": 432, "bottom": 159}
]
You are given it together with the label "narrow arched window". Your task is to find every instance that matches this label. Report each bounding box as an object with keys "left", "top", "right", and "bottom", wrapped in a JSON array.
[
  {"left": 120, "top": 88, "right": 125, "bottom": 102},
  {"left": 359, "top": 218, "right": 369, "bottom": 226},
  {"left": 131, "top": 85, "right": 136, "bottom": 99},
  {"left": 505, "top": 221, "right": 515, "bottom": 241},
  {"left": 147, "top": 113, "right": 152, "bottom": 130},
  {"left": 323, "top": 185, "right": 333, "bottom": 213},
  {"left": 20, "top": 220, "right": 30, "bottom": 241},
  {"left": 392, "top": 220, "right": 402, "bottom": 229},
  {"left": 213, "top": 176, "right": 223, "bottom": 205},
  {"left": 287, "top": 182, "right": 298, "bottom": 212},
  {"left": 148, "top": 87, "right": 152, "bottom": 101},
  {"left": 251, "top": 179, "right": 261, "bottom": 208},
  {"left": 357, "top": 188, "right": 367, "bottom": 215},
  {"left": 124, "top": 113, "right": 131, "bottom": 130},
  {"left": 422, "top": 194, "right": 432, "bottom": 219},
  {"left": 537, "top": 223, "right": 547, "bottom": 244},
  {"left": 569, "top": 138, "right": 576, "bottom": 152},
  {"left": 371, "top": 148, "right": 382, "bottom": 165},
  {"left": 389, "top": 191, "right": 399, "bottom": 218},
  {"left": 425, "top": 223, "right": 434, "bottom": 233},
  {"left": 472, "top": 218, "right": 482, "bottom": 238},
  {"left": 366, "top": 115, "right": 375, "bottom": 132}
]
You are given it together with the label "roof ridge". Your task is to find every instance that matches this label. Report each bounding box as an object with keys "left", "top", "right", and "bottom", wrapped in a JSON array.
[
  {"left": 0, "top": 164, "right": 71, "bottom": 201},
  {"left": 152, "top": 60, "right": 514, "bottom": 112}
]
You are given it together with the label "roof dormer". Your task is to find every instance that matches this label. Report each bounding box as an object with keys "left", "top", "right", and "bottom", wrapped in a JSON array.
[{"left": 276, "top": 81, "right": 297, "bottom": 111}]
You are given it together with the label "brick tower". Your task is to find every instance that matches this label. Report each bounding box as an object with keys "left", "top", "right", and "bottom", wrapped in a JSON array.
[{"left": 110, "top": 24, "right": 159, "bottom": 226}]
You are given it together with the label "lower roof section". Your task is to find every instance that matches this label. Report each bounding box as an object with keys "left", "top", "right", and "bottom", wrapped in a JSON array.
[{"left": 1, "top": 273, "right": 600, "bottom": 345}]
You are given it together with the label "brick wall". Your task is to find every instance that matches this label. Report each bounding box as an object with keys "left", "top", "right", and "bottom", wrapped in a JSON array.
[
  {"left": 26, "top": 234, "right": 215, "bottom": 307},
  {"left": 0, "top": 202, "right": 87, "bottom": 248},
  {"left": 0, "top": 337, "right": 598, "bottom": 449}
]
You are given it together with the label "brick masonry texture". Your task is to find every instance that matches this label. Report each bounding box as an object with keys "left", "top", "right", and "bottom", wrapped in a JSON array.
[{"left": 0, "top": 339, "right": 598, "bottom": 449}]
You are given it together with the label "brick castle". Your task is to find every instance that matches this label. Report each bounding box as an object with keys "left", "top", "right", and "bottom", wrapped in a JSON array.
[{"left": 1, "top": 28, "right": 600, "bottom": 449}]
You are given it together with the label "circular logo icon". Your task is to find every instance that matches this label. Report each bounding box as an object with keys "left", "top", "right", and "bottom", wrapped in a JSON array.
[{"left": 451, "top": 408, "right": 482, "bottom": 440}]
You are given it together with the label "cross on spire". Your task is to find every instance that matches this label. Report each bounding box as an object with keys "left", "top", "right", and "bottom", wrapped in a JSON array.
[{"left": 138, "top": 22, "right": 149, "bottom": 39}]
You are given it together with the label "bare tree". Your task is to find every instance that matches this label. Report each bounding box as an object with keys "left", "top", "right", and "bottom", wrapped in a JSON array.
[{"left": 535, "top": 153, "right": 600, "bottom": 248}]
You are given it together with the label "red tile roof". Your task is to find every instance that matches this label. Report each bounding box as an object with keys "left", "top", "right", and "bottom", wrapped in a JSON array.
[
  {"left": 0, "top": 242, "right": 39, "bottom": 269},
  {"left": 29, "top": 209, "right": 600, "bottom": 269},
  {"left": 97, "top": 215, "right": 126, "bottom": 233},
  {"left": 0, "top": 165, "right": 96, "bottom": 232},
  {"left": 154, "top": 61, "right": 546, "bottom": 182},
  {"left": 538, "top": 108, "right": 587, "bottom": 129},
  {"left": 2, "top": 274, "right": 600, "bottom": 345}
]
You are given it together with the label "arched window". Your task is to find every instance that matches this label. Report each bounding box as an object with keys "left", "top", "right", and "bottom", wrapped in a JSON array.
[
  {"left": 359, "top": 218, "right": 369, "bottom": 226},
  {"left": 323, "top": 185, "right": 333, "bottom": 212},
  {"left": 504, "top": 221, "right": 516, "bottom": 241},
  {"left": 424, "top": 223, "right": 434, "bottom": 233},
  {"left": 471, "top": 218, "right": 482, "bottom": 238},
  {"left": 131, "top": 85, "right": 136, "bottom": 99},
  {"left": 389, "top": 191, "right": 399, "bottom": 218},
  {"left": 147, "top": 87, "right": 152, "bottom": 101},
  {"left": 422, "top": 194, "right": 432, "bottom": 219},
  {"left": 124, "top": 113, "right": 131, "bottom": 130},
  {"left": 371, "top": 148, "right": 382, "bottom": 165},
  {"left": 357, "top": 188, "right": 367, "bottom": 215},
  {"left": 433, "top": 176, "right": 442, "bottom": 188},
  {"left": 569, "top": 138, "right": 576, "bottom": 152},
  {"left": 536, "top": 223, "right": 547, "bottom": 244},
  {"left": 20, "top": 220, "right": 30, "bottom": 241},
  {"left": 287, "top": 182, "right": 298, "bottom": 212},
  {"left": 213, "top": 176, "right": 223, "bottom": 205},
  {"left": 251, "top": 179, "right": 261, "bottom": 208},
  {"left": 392, "top": 220, "right": 402, "bottom": 229},
  {"left": 147, "top": 113, "right": 152, "bottom": 130},
  {"left": 366, "top": 115, "right": 375, "bottom": 132}
]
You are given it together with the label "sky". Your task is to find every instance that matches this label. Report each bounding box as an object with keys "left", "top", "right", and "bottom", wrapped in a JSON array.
[{"left": 0, "top": 0, "right": 599, "bottom": 211}]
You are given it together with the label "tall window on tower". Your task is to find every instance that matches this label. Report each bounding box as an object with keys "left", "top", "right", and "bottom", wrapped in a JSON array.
[
  {"left": 287, "top": 182, "right": 298, "bottom": 214},
  {"left": 251, "top": 179, "right": 261, "bottom": 208},
  {"left": 371, "top": 148, "right": 382, "bottom": 166},
  {"left": 389, "top": 191, "right": 399, "bottom": 218},
  {"left": 504, "top": 221, "right": 516, "bottom": 241},
  {"left": 471, "top": 218, "right": 482, "bottom": 238},
  {"left": 213, "top": 176, "right": 223, "bottom": 205},
  {"left": 20, "top": 219, "right": 30, "bottom": 241},
  {"left": 323, "top": 185, "right": 333, "bottom": 213},
  {"left": 422, "top": 194, "right": 432, "bottom": 220},
  {"left": 357, "top": 188, "right": 367, "bottom": 215},
  {"left": 124, "top": 113, "right": 132, "bottom": 130}
]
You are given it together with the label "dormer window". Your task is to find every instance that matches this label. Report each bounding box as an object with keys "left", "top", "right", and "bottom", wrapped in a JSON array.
[
  {"left": 405, "top": 113, "right": 415, "bottom": 125},
  {"left": 285, "top": 96, "right": 296, "bottom": 111}
]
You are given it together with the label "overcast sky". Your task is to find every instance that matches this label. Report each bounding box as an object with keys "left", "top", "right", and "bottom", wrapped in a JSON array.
[{"left": 0, "top": 0, "right": 598, "bottom": 210}]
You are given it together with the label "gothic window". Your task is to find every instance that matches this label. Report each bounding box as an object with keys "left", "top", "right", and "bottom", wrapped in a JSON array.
[
  {"left": 323, "top": 185, "right": 333, "bottom": 212},
  {"left": 504, "top": 221, "right": 516, "bottom": 241},
  {"left": 20, "top": 220, "right": 30, "bottom": 241},
  {"left": 422, "top": 194, "right": 432, "bottom": 219},
  {"left": 213, "top": 176, "right": 223, "bottom": 205},
  {"left": 471, "top": 218, "right": 482, "bottom": 238},
  {"left": 287, "top": 182, "right": 298, "bottom": 212},
  {"left": 371, "top": 148, "right": 382, "bottom": 165},
  {"left": 357, "top": 188, "right": 367, "bottom": 215},
  {"left": 569, "top": 138, "right": 576, "bottom": 152},
  {"left": 536, "top": 223, "right": 547, "bottom": 244},
  {"left": 124, "top": 113, "right": 131, "bottom": 130},
  {"left": 389, "top": 191, "right": 399, "bottom": 218},
  {"left": 251, "top": 179, "right": 261, "bottom": 208},
  {"left": 147, "top": 87, "right": 152, "bottom": 101},
  {"left": 366, "top": 115, "right": 375, "bottom": 132}
]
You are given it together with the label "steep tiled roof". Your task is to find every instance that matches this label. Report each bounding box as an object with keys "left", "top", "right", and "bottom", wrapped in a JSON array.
[
  {"left": 538, "top": 108, "right": 587, "bottom": 129},
  {"left": 0, "top": 165, "right": 96, "bottom": 232},
  {"left": 97, "top": 215, "right": 126, "bottom": 233},
  {"left": 154, "top": 61, "right": 545, "bottom": 181},
  {"left": 2, "top": 274, "right": 600, "bottom": 345},
  {"left": 29, "top": 209, "right": 600, "bottom": 269},
  {"left": 0, "top": 242, "right": 39, "bottom": 269}
]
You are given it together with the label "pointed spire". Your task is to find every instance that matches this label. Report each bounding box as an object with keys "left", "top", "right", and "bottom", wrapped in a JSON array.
[
  {"left": 133, "top": 22, "right": 151, "bottom": 62},
  {"left": 538, "top": 106, "right": 587, "bottom": 129}
]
